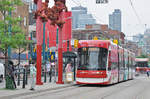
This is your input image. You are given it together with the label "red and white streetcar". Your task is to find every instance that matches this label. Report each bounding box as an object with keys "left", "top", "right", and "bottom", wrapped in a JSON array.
[
  {"left": 135, "top": 58, "right": 150, "bottom": 73},
  {"left": 76, "top": 40, "right": 135, "bottom": 85}
]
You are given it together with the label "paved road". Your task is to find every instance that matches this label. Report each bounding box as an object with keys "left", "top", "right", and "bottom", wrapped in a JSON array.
[{"left": 3, "top": 75, "right": 150, "bottom": 99}]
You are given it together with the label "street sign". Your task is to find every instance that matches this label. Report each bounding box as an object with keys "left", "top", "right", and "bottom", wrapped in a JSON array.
[
  {"left": 66, "top": 72, "right": 73, "bottom": 82},
  {"left": 96, "top": 0, "right": 108, "bottom": 4}
]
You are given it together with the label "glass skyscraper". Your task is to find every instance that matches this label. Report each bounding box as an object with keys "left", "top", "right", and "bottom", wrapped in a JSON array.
[
  {"left": 109, "top": 9, "right": 121, "bottom": 32},
  {"left": 71, "top": 6, "right": 96, "bottom": 29}
]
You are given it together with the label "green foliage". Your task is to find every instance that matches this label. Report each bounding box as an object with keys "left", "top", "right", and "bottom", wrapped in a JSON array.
[
  {"left": 0, "top": 0, "right": 29, "bottom": 89},
  {"left": 0, "top": 0, "right": 22, "bottom": 13},
  {"left": 0, "top": 0, "right": 27, "bottom": 52},
  {"left": 13, "top": 33, "right": 32, "bottom": 49}
]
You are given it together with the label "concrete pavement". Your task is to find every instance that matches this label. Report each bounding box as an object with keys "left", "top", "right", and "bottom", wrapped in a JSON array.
[
  {"left": 0, "top": 77, "right": 76, "bottom": 99},
  {"left": 13, "top": 75, "right": 150, "bottom": 99}
]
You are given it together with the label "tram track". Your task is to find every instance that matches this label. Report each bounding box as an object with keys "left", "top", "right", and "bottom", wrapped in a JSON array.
[
  {"left": 24, "top": 79, "right": 139, "bottom": 99},
  {"left": 100, "top": 79, "right": 141, "bottom": 99},
  {"left": 13, "top": 84, "right": 105, "bottom": 99},
  {"left": 8, "top": 78, "right": 144, "bottom": 99},
  {"left": 56, "top": 79, "right": 140, "bottom": 99}
]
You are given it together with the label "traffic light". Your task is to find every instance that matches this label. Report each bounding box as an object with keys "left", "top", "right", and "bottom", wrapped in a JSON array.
[{"left": 74, "top": 40, "right": 78, "bottom": 48}]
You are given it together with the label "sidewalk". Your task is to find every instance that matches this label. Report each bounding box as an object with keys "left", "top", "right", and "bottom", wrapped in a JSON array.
[{"left": 0, "top": 78, "right": 76, "bottom": 99}]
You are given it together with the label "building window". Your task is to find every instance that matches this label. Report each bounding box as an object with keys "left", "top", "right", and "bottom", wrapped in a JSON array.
[
  {"left": 24, "top": 17, "right": 27, "bottom": 27},
  {"left": 18, "top": 15, "right": 21, "bottom": 25}
]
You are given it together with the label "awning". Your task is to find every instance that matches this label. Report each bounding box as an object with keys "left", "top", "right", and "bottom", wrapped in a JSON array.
[{"left": 63, "top": 51, "right": 77, "bottom": 58}]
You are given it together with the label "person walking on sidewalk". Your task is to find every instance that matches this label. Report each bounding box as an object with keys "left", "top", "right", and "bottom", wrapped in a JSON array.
[
  {"left": 65, "top": 63, "right": 72, "bottom": 73},
  {"left": 30, "top": 61, "right": 36, "bottom": 90},
  {"left": 8, "top": 61, "right": 17, "bottom": 89},
  {"left": 48, "top": 61, "right": 52, "bottom": 82},
  {"left": 146, "top": 69, "right": 149, "bottom": 77},
  {"left": 65, "top": 62, "right": 73, "bottom": 83},
  {"left": 50, "top": 62, "right": 56, "bottom": 82}
]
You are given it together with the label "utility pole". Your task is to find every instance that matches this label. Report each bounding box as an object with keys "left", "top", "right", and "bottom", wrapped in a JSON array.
[{"left": 8, "top": 11, "right": 12, "bottom": 59}]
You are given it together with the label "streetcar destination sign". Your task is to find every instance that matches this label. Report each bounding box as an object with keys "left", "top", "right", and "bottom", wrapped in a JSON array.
[{"left": 96, "top": 0, "right": 108, "bottom": 4}]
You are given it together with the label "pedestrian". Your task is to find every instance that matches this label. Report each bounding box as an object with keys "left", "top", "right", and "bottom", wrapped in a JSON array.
[
  {"left": 47, "top": 61, "right": 52, "bottom": 82},
  {"left": 8, "top": 61, "right": 17, "bottom": 89},
  {"left": 65, "top": 62, "right": 73, "bottom": 83},
  {"left": 65, "top": 63, "right": 72, "bottom": 73},
  {"left": 146, "top": 69, "right": 149, "bottom": 77},
  {"left": 51, "top": 62, "right": 56, "bottom": 82},
  {"left": 30, "top": 61, "right": 36, "bottom": 90}
]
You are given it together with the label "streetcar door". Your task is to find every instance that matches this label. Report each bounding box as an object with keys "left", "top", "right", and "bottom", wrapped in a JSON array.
[{"left": 108, "top": 51, "right": 111, "bottom": 71}]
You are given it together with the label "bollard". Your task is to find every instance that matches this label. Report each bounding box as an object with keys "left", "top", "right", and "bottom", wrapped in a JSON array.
[
  {"left": 49, "top": 70, "right": 52, "bottom": 82},
  {"left": 22, "top": 68, "right": 25, "bottom": 88},
  {"left": 44, "top": 63, "right": 47, "bottom": 83},
  {"left": 25, "top": 68, "right": 28, "bottom": 85},
  {"left": 25, "top": 67, "right": 28, "bottom": 85},
  {"left": 17, "top": 67, "right": 20, "bottom": 86}
]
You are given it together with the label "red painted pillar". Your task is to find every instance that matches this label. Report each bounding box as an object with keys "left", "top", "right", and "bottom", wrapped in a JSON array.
[
  {"left": 56, "top": 13, "right": 64, "bottom": 84},
  {"left": 36, "top": 0, "right": 43, "bottom": 85},
  {"left": 36, "top": 45, "right": 43, "bottom": 85}
]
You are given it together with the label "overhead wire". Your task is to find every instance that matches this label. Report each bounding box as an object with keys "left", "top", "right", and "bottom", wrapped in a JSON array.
[
  {"left": 71, "top": 0, "right": 81, "bottom": 6},
  {"left": 129, "top": 0, "right": 142, "bottom": 25}
]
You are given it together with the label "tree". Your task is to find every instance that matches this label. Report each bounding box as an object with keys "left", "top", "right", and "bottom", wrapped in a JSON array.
[
  {"left": 0, "top": 0, "right": 30, "bottom": 89},
  {"left": 13, "top": 33, "right": 32, "bottom": 65}
]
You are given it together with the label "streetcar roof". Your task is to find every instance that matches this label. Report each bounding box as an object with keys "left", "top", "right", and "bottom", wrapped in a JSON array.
[{"left": 135, "top": 58, "right": 149, "bottom": 62}]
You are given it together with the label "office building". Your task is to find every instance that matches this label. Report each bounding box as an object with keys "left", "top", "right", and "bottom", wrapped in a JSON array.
[
  {"left": 71, "top": 6, "right": 96, "bottom": 29},
  {"left": 109, "top": 9, "right": 121, "bottom": 32}
]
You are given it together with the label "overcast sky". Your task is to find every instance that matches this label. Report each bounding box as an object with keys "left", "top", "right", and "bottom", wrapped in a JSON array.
[{"left": 49, "top": 0, "right": 150, "bottom": 39}]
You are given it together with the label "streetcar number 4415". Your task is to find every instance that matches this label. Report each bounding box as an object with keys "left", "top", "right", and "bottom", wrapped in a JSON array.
[{"left": 96, "top": 0, "right": 108, "bottom": 4}]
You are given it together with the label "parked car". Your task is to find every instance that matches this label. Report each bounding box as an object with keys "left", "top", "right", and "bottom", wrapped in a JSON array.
[{"left": 0, "top": 63, "right": 4, "bottom": 82}]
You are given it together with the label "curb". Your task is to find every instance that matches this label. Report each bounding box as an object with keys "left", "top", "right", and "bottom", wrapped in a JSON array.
[{"left": 0, "top": 84, "right": 75, "bottom": 99}]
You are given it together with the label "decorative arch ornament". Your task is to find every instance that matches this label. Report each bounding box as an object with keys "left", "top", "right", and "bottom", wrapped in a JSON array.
[{"left": 34, "top": 0, "right": 67, "bottom": 28}]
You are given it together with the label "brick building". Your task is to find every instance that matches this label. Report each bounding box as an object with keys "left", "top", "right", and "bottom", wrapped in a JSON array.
[
  {"left": 72, "top": 24, "right": 125, "bottom": 44},
  {"left": 125, "top": 40, "right": 141, "bottom": 56}
]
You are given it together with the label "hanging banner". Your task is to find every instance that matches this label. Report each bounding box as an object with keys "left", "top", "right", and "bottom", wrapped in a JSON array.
[{"left": 66, "top": 72, "right": 73, "bottom": 82}]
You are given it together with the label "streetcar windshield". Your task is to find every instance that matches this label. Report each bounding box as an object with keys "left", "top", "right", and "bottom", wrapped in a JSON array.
[{"left": 78, "top": 47, "right": 108, "bottom": 70}]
